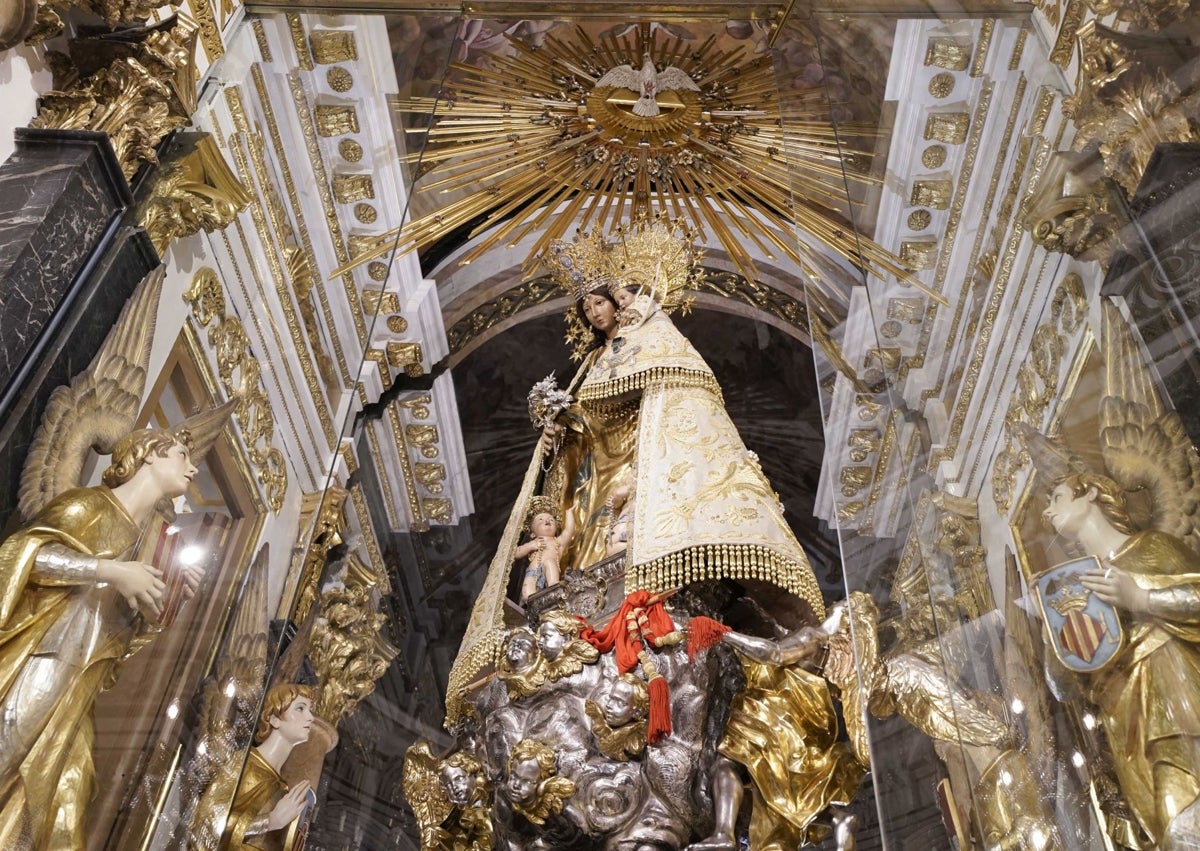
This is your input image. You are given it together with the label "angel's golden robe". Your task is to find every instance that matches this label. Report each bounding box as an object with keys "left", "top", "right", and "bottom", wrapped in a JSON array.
[
  {"left": 226, "top": 749, "right": 289, "bottom": 851},
  {"left": 1094, "top": 530, "right": 1200, "bottom": 845},
  {"left": 0, "top": 486, "right": 142, "bottom": 850}
]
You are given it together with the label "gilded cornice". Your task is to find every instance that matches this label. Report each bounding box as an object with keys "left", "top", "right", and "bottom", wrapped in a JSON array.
[
  {"left": 221, "top": 88, "right": 339, "bottom": 448},
  {"left": 250, "top": 63, "right": 352, "bottom": 386}
]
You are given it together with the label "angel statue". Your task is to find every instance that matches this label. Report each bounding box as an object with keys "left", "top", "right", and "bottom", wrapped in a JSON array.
[
  {"left": 224, "top": 683, "right": 317, "bottom": 850},
  {"left": 0, "top": 266, "right": 235, "bottom": 850},
  {"left": 1016, "top": 301, "right": 1200, "bottom": 849},
  {"left": 402, "top": 743, "right": 494, "bottom": 851}
]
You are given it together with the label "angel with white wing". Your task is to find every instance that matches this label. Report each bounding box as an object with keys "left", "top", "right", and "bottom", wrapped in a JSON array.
[
  {"left": 1017, "top": 301, "right": 1200, "bottom": 849},
  {"left": 0, "top": 266, "right": 234, "bottom": 851}
]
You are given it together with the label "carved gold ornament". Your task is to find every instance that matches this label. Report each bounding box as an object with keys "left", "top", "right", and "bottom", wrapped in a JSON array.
[
  {"left": 354, "top": 203, "right": 377, "bottom": 223},
  {"left": 137, "top": 132, "right": 251, "bottom": 255},
  {"left": 911, "top": 179, "right": 953, "bottom": 209},
  {"left": 899, "top": 240, "right": 938, "bottom": 270},
  {"left": 907, "top": 209, "right": 932, "bottom": 231},
  {"left": 921, "top": 145, "right": 947, "bottom": 169},
  {"left": 925, "top": 37, "right": 972, "bottom": 71},
  {"left": 337, "top": 25, "right": 911, "bottom": 287},
  {"left": 31, "top": 15, "right": 199, "bottom": 179},
  {"left": 326, "top": 66, "right": 353, "bottom": 93},
  {"left": 310, "top": 29, "right": 357, "bottom": 64},
  {"left": 338, "top": 138, "right": 363, "bottom": 162},
  {"left": 315, "top": 104, "right": 359, "bottom": 136},
  {"left": 332, "top": 173, "right": 374, "bottom": 203},
  {"left": 928, "top": 72, "right": 956, "bottom": 99},
  {"left": 184, "top": 269, "right": 288, "bottom": 510},
  {"left": 924, "top": 113, "right": 970, "bottom": 145}
]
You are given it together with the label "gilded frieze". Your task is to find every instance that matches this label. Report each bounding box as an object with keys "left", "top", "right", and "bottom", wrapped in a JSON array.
[
  {"left": 332, "top": 173, "right": 375, "bottom": 203},
  {"left": 1049, "top": 0, "right": 1086, "bottom": 67},
  {"left": 386, "top": 341, "right": 424, "bottom": 376},
  {"left": 924, "top": 113, "right": 970, "bottom": 145},
  {"left": 184, "top": 268, "right": 288, "bottom": 511},
  {"left": 911, "top": 179, "right": 953, "bottom": 210},
  {"left": 406, "top": 424, "right": 440, "bottom": 459},
  {"left": 415, "top": 462, "right": 446, "bottom": 494},
  {"left": 250, "top": 65, "right": 352, "bottom": 385},
  {"left": 970, "top": 19, "right": 994, "bottom": 77},
  {"left": 315, "top": 104, "right": 359, "bottom": 137},
  {"left": 925, "top": 37, "right": 972, "bottom": 71},
  {"left": 423, "top": 498, "right": 453, "bottom": 524},
  {"left": 899, "top": 240, "right": 938, "bottom": 271},
  {"left": 363, "top": 289, "right": 401, "bottom": 315},
  {"left": 310, "top": 29, "right": 358, "bottom": 64},
  {"left": 286, "top": 13, "right": 312, "bottom": 70}
]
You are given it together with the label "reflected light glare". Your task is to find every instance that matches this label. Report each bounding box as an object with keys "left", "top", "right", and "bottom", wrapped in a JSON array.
[
  {"left": 178, "top": 545, "right": 205, "bottom": 566},
  {"left": 166, "top": 701, "right": 180, "bottom": 720},
  {"left": 197, "top": 741, "right": 207, "bottom": 756},
  {"left": 165, "top": 525, "right": 181, "bottom": 536},
  {"left": 1000, "top": 770, "right": 1013, "bottom": 786},
  {"left": 1030, "top": 827, "right": 1047, "bottom": 849},
  {"left": 1010, "top": 697, "right": 1025, "bottom": 714},
  {"left": 1082, "top": 713, "right": 1097, "bottom": 730},
  {"left": 224, "top": 680, "right": 237, "bottom": 698},
  {"left": 1072, "top": 751, "right": 1086, "bottom": 768}
]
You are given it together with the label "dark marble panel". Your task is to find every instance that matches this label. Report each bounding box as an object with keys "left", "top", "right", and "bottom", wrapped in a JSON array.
[
  {"left": 0, "top": 128, "right": 132, "bottom": 399},
  {"left": 0, "top": 226, "right": 158, "bottom": 534},
  {"left": 1103, "top": 143, "right": 1200, "bottom": 448}
]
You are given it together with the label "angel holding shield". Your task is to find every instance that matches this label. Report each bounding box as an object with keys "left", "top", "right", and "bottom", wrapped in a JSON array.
[
  {"left": 0, "top": 268, "right": 234, "bottom": 850},
  {"left": 1018, "top": 302, "right": 1200, "bottom": 848}
]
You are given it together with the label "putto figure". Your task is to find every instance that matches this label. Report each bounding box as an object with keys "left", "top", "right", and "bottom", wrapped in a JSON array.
[
  {"left": 403, "top": 743, "right": 494, "bottom": 851},
  {"left": 0, "top": 267, "right": 235, "bottom": 850},
  {"left": 504, "top": 738, "right": 578, "bottom": 826},
  {"left": 514, "top": 496, "right": 576, "bottom": 603},
  {"left": 535, "top": 609, "right": 600, "bottom": 681}
]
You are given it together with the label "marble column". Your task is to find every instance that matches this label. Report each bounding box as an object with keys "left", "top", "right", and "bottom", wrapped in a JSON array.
[
  {"left": 0, "top": 224, "right": 158, "bottom": 531},
  {"left": 1102, "top": 142, "right": 1200, "bottom": 448},
  {"left": 0, "top": 127, "right": 132, "bottom": 407}
]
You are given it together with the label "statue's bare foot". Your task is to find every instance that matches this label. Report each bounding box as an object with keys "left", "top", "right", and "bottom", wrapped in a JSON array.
[{"left": 687, "top": 835, "right": 737, "bottom": 851}]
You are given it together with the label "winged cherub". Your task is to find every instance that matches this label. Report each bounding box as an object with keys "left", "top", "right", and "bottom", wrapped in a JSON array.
[
  {"left": 595, "top": 52, "right": 700, "bottom": 117},
  {"left": 403, "top": 742, "right": 494, "bottom": 851},
  {"left": 0, "top": 267, "right": 235, "bottom": 850}
]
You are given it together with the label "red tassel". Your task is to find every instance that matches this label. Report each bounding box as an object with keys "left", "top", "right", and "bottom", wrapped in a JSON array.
[
  {"left": 687, "top": 616, "right": 731, "bottom": 661},
  {"left": 647, "top": 675, "right": 672, "bottom": 743}
]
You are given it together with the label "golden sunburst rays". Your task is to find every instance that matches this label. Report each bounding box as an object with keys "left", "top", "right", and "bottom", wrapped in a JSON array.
[{"left": 335, "top": 23, "right": 923, "bottom": 301}]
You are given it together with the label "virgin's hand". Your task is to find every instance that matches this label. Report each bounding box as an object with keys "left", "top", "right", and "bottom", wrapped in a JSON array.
[
  {"left": 1082, "top": 566, "right": 1149, "bottom": 613},
  {"left": 97, "top": 559, "right": 165, "bottom": 616},
  {"left": 539, "top": 423, "right": 561, "bottom": 453},
  {"left": 266, "top": 780, "right": 312, "bottom": 831}
]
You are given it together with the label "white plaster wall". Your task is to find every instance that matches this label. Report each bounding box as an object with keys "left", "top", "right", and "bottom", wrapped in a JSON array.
[{"left": 0, "top": 44, "right": 53, "bottom": 162}]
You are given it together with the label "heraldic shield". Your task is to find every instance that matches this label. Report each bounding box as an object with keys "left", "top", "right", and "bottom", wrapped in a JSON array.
[{"left": 1033, "top": 556, "right": 1125, "bottom": 672}]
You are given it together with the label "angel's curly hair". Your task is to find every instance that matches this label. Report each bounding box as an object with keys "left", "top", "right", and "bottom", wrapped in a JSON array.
[
  {"left": 102, "top": 428, "right": 189, "bottom": 488},
  {"left": 1055, "top": 472, "right": 1138, "bottom": 535},
  {"left": 255, "top": 683, "right": 316, "bottom": 743}
]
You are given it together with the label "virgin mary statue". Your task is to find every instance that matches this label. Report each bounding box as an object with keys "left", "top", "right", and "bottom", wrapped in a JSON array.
[{"left": 446, "top": 216, "right": 825, "bottom": 715}]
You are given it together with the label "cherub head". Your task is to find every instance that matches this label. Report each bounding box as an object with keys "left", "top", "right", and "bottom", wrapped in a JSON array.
[
  {"left": 525, "top": 495, "right": 562, "bottom": 538},
  {"left": 500, "top": 628, "right": 540, "bottom": 673},
  {"left": 505, "top": 739, "right": 577, "bottom": 824},
  {"left": 1043, "top": 472, "right": 1137, "bottom": 540},
  {"left": 536, "top": 610, "right": 582, "bottom": 661},
  {"left": 440, "top": 751, "right": 484, "bottom": 807},
  {"left": 255, "top": 683, "right": 316, "bottom": 746},
  {"left": 600, "top": 673, "right": 649, "bottom": 727},
  {"left": 102, "top": 428, "right": 197, "bottom": 498}
]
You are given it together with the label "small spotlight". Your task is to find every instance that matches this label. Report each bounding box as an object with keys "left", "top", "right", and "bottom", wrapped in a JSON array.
[
  {"left": 179, "top": 545, "right": 205, "bottom": 566},
  {"left": 166, "top": 701, "right": 180, "bottom": 720},
  {"left": 1072, "top": 751, "right": 1086, "bottom": 768}
]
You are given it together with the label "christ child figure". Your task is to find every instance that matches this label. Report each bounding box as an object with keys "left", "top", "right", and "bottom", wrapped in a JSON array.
[{"left": 514, "top": 496, "right": 575, "bottom": 603}]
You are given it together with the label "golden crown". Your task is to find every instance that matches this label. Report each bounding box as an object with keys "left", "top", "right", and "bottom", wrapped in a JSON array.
[
  {"left": 1047, "top": 586, "right": 1090, "bottom": 615},
  {"left": 526, "top": 495, "right": 563, "bottom": 530}
]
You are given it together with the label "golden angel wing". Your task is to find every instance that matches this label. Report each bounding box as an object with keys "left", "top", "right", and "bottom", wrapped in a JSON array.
[
  {"left": 824, "top": 592, "right": 881, "bottom": 766},
  {"left": 1099, "top": 301, "right": 1200, "bottom": 552},
  {"left": 403, "top": 742, "right": 453, "bottom": 847},
  {"left": 18, "top": 265, "right": 165, "bottom": 520}
]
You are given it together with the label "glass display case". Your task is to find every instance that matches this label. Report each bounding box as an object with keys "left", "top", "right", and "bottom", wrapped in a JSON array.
[{"left": 0, "top": 0, "right": 1197, "bottom": 848}]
